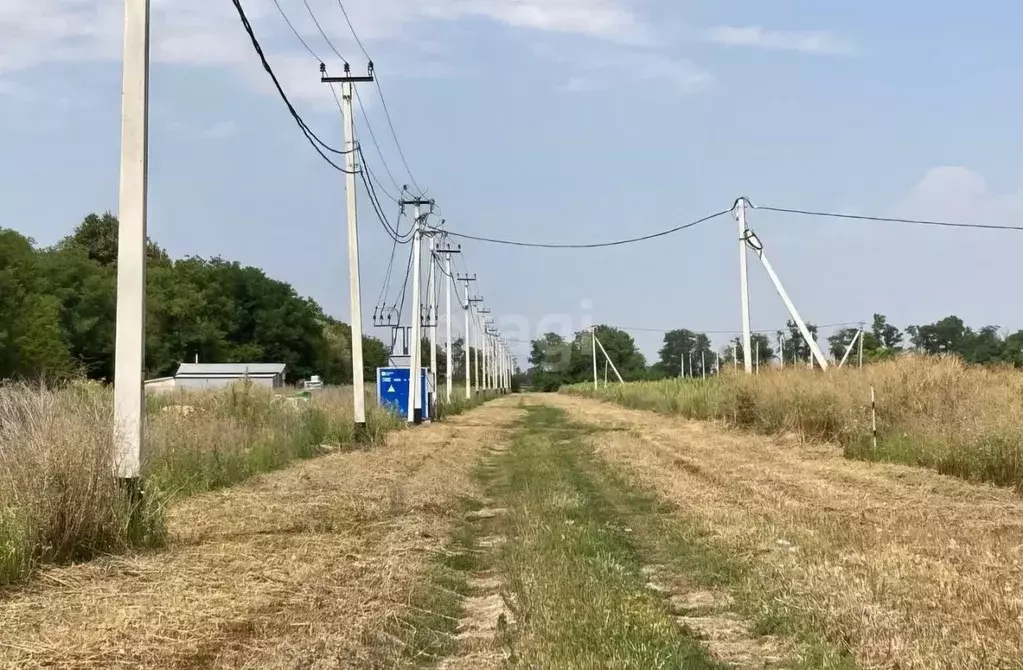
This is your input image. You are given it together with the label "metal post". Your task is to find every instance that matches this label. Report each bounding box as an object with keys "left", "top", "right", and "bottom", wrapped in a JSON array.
[
  {"left": 113, "top": 0, "right": 151, "bottom": 481},
  {"left": 735, "top": 198, "right": 753, "bottom": 374},
  {"left": 407, "top": 206, "right": 423, "bottom": 423}
]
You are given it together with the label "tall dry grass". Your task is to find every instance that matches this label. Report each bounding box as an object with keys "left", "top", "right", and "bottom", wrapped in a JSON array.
[
  {"left": 565, "top": 355, "right": 1023, "bottom": 490},
  {"left": 0, "top": 382, "right": 404, "bottom": 584}
]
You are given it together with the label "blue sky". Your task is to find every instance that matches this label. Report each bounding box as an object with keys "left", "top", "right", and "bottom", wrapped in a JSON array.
[{"left": 3, "top": 1, "right": 1023, "bottom": 365}]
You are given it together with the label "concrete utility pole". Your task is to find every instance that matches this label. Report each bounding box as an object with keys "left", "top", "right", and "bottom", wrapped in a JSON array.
[
  {"left": 113, "top": 0, "right": 151, "bottom": 482},
  {"left": 427, "top": 233, "right": 438, "bottom": 415},
  {"left": 444, "top": 252, "right": 452, "bottom": 400},
  {"left": 459, "top": 275, "right": 477, "bottom": 399},
  {"left": 400, "top": 197, "right": 434, "bottom": 423},
  {"left": 479, "top": 310, "right": 492, "bottom": 391},
  {"left": 592, "top": 327, "right": 598, "bottom": 390},
  {"left": 468, "top": 294, "right": 484, "bottom": 395},
  {"left": 734, "top": 198, "right": 753, "bottom": 374},
  {"left": 322, "top": 63, "right": 375, "bottom": 427}
]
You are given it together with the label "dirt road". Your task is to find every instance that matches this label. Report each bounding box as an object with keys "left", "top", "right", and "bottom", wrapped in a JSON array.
[
  {"left": 542, "top": 393, "right": 1023, "bottom": 669},
  {"left": 0, "top": 403, "right": 520, "bottom": 669},
  {"left": 4, "top": 394, "right": 1021, "bottom": 669}
]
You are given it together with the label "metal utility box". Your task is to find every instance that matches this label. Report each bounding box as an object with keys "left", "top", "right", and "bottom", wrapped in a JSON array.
[{"left": 377, "top": 368, "right": 431, "bottom": 421}]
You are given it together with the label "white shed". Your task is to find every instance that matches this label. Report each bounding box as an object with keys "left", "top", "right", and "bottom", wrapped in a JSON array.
[{"left": 173, "top": 363, "right": 287, "bottom": 391}]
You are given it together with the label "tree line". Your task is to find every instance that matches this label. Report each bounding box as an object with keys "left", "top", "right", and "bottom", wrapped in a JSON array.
[
  {"left": 0, "top": 213, "right": 392, "bottom": 384},
  {"left": 526, "top": 314, "right": 1023, "bottom": 390}
]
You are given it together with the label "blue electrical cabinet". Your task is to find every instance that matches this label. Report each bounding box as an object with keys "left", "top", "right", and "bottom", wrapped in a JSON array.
[{"left": 377, "top": 367, "right": 430, "bottom": 420}]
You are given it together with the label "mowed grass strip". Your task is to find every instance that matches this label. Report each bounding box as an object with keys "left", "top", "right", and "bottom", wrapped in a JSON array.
[{"left": 490, "top": 405, "right": 724, "bottom": 668}]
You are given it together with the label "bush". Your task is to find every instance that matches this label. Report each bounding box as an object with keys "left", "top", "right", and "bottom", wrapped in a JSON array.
[{"left": 0, "top": 382, "right": 403, "bottom": 584}]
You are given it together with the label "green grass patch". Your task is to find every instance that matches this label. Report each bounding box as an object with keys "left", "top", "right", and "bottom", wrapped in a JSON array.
[
  {"left": 385, "top": 496, "right": 487, "bottom": 667},
  {"left": 572, "top": 427, "right": 859, "bottom": 669},
  {"left": 489, "top": 405, "right": 725, "bottom": 668}
]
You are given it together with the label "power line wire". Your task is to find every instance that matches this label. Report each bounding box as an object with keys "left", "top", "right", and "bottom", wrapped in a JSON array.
[
  {"left": 301, "top": 0, "right": 348, "bottom": 65},
  {"left": 756, "top": 205, "right": 1023, "bottom": 232},
  {"left": 269, "top": 0, "right": 321, "bottom": 61},
  {"left": 438, "top": 210, "right": 731, "bottom": 249},
  {"left": 333, "top": 0, "right": 423, "bottom": 194},
  {"left": 230, "top": 0, "right": 356, "bottom": 171},
  {"left": 355, "top": 87, "right": 404, "bottom": 198}
]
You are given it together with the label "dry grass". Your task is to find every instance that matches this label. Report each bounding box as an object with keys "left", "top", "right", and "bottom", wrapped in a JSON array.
[
  {"left": 0, "top": 382, "right": 403, "bottom": 584},
  {"left": 0, "top": 402, "right": 521, "bottom": 668},
  {"left": 566, "top": 356, "right": 1023, "bottom": 489},
  {"left": 544, "top": 393, "right": 1023, "bottom": 669}
]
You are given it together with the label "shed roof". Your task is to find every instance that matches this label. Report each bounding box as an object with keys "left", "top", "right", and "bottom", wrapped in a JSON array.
[{"left": 175, "top": 363, "right": 287, "bottom": 377}]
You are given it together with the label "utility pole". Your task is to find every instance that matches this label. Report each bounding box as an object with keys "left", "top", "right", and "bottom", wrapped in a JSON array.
[
  {"left": 460, "top": 275, "right": 477, "bottom": 399},
  {"left": 113, "top": 0, "right": 151, "bottom": 483},
  {"left": 322, "top": 63, "right": 375, "bottom": 427},
  {"left": 592, "top": 327, "right": 598, "bottom": 390},
  {"left": 400, "top": 196, "right": 435, "bottom": 423},
  {"left": 468, "top": 295, "right": 484, "bottom": 394},
  {"left": 479, "top": 311, "right": 492, "bottom": 392},
  {"left": 858, "top": 324, "right": 865, "bottom": 368},
  {"left": 427, "top": 233, "right": 438, "bottom": 417},
  {"left": 702, "top": 351, "right": 706, "bottom": 380},
  {"left": 734, "top": 198, "right": 753, "bottom": 374},
  {"left": 438, "top": 243, "right": 461, "bottom": 402}
]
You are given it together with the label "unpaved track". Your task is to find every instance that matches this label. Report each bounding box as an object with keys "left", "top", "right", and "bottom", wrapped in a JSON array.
[
  {"left": 0, "top": 403, "right": 520, "bottom": 669},
  {"left": 542, "top": 393, "right": 1023, "bottom": 669}
]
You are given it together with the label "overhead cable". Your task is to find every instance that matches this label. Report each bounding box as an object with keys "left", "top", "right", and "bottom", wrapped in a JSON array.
[
  {"left": 437, "top": 210, "right": 731, "bottom": 249},
  {"left": 230, "top": 0, "right": 356, "bottom": 171},
  {"left": 755, "top": 205, "right": 1023, "bottom": 232}
]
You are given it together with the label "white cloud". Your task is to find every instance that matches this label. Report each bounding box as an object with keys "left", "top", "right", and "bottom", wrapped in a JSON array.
[
  {"left": 888, "top": 166, "right": 1023, "bottom": 224},
  {"left": 706, "top": 26, "right": 856, "bottom": 56},
  {"left": 534, "top": 42, "right": 712, "bottom": 94}
]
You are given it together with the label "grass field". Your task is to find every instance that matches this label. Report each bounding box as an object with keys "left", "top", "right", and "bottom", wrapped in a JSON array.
[
  {"left": 0, "top": 382, "right": 490, "bottom": 585},
  {"left": 3, "top": 394, "right": 1020, "bottom": 668},
  {"left": 565, "top": 355, "right": 1023, "bottom": 489}
]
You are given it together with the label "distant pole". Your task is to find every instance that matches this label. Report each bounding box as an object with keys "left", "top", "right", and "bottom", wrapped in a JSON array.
[
  {"left": 112, "top": 0, "right": 151, "bottom": 481},
  {"left": 445, "top": 252, "right": 453, "bottom": 401},
  {"left": 680, "top": 352, "right": 685, "bottom": 378},
  {"left": 428, "top": 234, "right": 438, "bottom": 414},
  {"left": 688, "top": 353, "right": 693, "bottom": 379},
  {"left": 858, "top": 326, "right": 865, "bottom": 368},
  {"left": 475, "top": 320, "right": 481, "bottom": 393},
  {"left": 735, "top": 198, "right": 753, "bottom": 374},
  {"left": 592, "top": 328, "right": 598, "bottom": 390},
  {"left": 732, "top": 344, "right": 738, "bottom": 371},
  {"left": 604, "top": 358, "right": 608, "bottom": 387},
  {"left": 715, "top": 351, "right": 720, "bottom": 375},
  {"left": 463, "top": 282, "right": 471, "bottom": 399},
  {"left": 755, "top": 339, "right": 760, "bottom": 375},
  {"left": 701, "top": 351, "right": 706, "bottom": 379}
]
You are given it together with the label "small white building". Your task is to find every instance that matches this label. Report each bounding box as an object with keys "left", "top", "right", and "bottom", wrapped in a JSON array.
[{"left": 173, "top": 363, "right": 288, "bottom": 391}]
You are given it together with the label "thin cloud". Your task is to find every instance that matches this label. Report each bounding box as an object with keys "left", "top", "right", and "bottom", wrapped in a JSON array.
[{"left": 706, "top": 26, "right": 857, "bottom": 56}]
